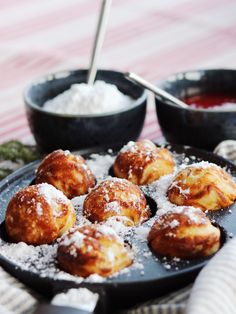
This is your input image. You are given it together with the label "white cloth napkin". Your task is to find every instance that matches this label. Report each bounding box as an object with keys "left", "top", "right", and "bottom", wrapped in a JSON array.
[
  {"left": 214, "top": 140, "right": 236, "bottom": 162},
  {"left": 187, "top": 236, "right": 236, "bottom": 314},
  {"left": 0, "top": 266, "right": 38, "bottom": 314}
]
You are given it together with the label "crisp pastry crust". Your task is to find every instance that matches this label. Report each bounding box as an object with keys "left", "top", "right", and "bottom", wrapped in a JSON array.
[
  {"left": 83, "top": 178, "right": 150, "bottom": 225},
  {"left": 35, "top": 150, "right": 96, "bottom": 199},
  {"left": 57, "top": 225, "right": 133, "bottom": 277},
  {"left": 167, "top": 163, "right": 236, "bottom": 211},
  {"left": 5, "top": 183, "right": 76, "bottom": 245},
  {"left": 113, "top": 140, "right": 175, "bottom": 185},
  {"left": 148, "top": 207, "right": 221, "bottom": 259}
]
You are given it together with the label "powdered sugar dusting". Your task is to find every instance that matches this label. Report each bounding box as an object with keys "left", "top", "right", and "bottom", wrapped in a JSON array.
[
  {"left": 120, "top": 141, "right": 136, "bottom": 153},
  {"left": 38, "top": 183, "right": 68, "bottom": 205},
  {"left": 144, "top": 174, "right": 206, "bottom": 224},
  {"left": 64, "top": 150, "right": 71, "bottom": 156},
  {"left": 104, "top": 201, "right": 121, "bottom": 213},
  {"left": 169, "top": 219, "right": 180, "bottom": 228},
  {"left": 103, "top": 216, "right": 132, "bottom": 236},
  {"left": 52, "top": 288, "right": 99, "bottom": 312},
  {"left": 169, "top": 181, "right": 190, "bottom": 197},
  {"left": 37, "top": 183, "right": 70, "bottom": 217},
  {"left": 180, "top": 161, "right": 220, "bottom": 171},
  {"left": 86, "top": 153, "right": 115, "bottom": 179},
  {"left": 61, "top": 230, "right": 85, "bottom": 248},
  {"left": 134, "top": 226, "right": 150, "bottom": 242},
  {"left": 36, "top": 203, "right": 43, "bottom": 216},
  {"left": 71, "top": 195, "right": 87, "bottom": 208},
  {"left": 96, "top": 224, "right": 119, "bottom": 238}
]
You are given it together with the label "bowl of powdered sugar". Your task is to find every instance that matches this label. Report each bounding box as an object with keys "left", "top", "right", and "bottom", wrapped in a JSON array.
[{"left": 24, "top": 69, "right": 147, "bottom": 152}]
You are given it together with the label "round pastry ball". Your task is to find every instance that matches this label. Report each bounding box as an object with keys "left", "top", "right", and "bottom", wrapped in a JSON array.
[
  {"left": 168, "top": 163, "right": 236, "bottom": 211},
  {"left": 5, "top": 183, "right": 76, "bottom": 245},
  {"left": 113, "top": 139, "right": 175, "bottom": 185},
  {"left": 83, "top": 178, "right": 150, "bottom": 225},
  {"left": 57, "top": 224, "right": 133, "bottom": 277},
  {"left": 148, "top": 207, "right": 221, "bottom": 259},
  {"left": 35, "top": 150, "right": 96, "bottom": 199}
]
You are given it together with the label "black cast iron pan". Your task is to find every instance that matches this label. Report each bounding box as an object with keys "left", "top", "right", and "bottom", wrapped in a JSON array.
[{"left": 0, "top": 143, "right": 235, "bottom": 313}]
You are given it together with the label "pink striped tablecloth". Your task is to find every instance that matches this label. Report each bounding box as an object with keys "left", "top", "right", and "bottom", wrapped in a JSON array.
[{"left": 0, "top": 0, "right": 236, "bottom": 144}]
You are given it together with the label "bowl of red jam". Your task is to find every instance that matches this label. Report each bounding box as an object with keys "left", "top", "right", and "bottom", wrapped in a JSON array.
[{"left": 155, "top": 69, "right": 236, "bottom": 150}]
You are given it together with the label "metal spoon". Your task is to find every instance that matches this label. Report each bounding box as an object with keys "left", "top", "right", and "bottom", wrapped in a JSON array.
[
  {"left": 125, "top": 72, "right": 189, "bottom": 109},
  {"left": 87, "top": 0, "right": 112, "bottom": 85}
]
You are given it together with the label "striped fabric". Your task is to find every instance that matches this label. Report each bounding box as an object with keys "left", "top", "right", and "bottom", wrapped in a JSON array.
[
  {"left": 127, "top": 285, "right": 191, "bottom": 314},
  {"left": 187, "top": 237, "right": 236, "bottom": 314},
  {"left": 0, "top": 267, "right": 38, "bottom": 314},
  {"left": 0, "top": 0, "right": 236, "bottom": 144}
]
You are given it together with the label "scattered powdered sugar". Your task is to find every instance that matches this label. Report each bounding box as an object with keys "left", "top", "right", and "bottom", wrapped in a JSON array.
[
  {"left": 86, "top": 274, "right": 105, "bottom": 283},
  {"left": 71, "top": 195, "right": 86, "bottom": 208},
  {"left": 133, "top": 261, "right": 145, "bottom": 270},
  {"left": 169, "top": 219, "right": 180, "bottom": 228},
  {"left": 36, "top": 203, "right": 43, "bottom": 216},
  {"left": 103, "top": 216, "right": 132, "bottom": 237},
  {"left": 145, "top": 174, "right": 174, "bottom": 214},
  {"left": 37, "top": 183, "right": 70, "bottom": 217},
  {"left": 120, "top": 140, "right": 155, "bottom": 156},
  {"left": 164, "top": 264, "right": 171, "bottom": 270},
  {"left": 0, "top": 240, "right": 104, "bottom": 284},
  {"left": 144, "top": 174, "right": 206, "bottom": 225},
  {"left": 143, "top": 251, "right": 152, "bottom": 258},
  {"left": 107, "top": 249, "right": 116, "bottom": 263},
  {"left": 96, "top": 224, "right": 119, "bottom": 238},
  {"left": 43, "top": 81, "right": 133, "bottom": 115},
  {"left": 86, "top": 153, "right": 115, "bottom": 179},
  {"left": 61, "top": 230, "right": 85, "bottom": 248},
  {"left": 120, "top": 141, "right": 136, "bottom": 153},
  {"left": 104, "top": 201, "right": 121, "bottom": 213},
  {"left": 169, "top": 181, "right": 190, "bottom": 197},
  {"left": 38, "top": 183, "right": 68, "bottom": 202},
  {"left": 52, "top": 288, "right": 99, "bottom": 312},
  {"left": 180, "top": 161, "right": 220, "bottom": 171},
  {"left": 38, "top": 183, "right": 68, "bottom": 204},
  {"left": 1, "top": 242, "right": 34, "bottom": 259},
  {"left": 61, "top": 150, "right": 71, "bottom": 156},
  {"left": 134, "top": 226, "right": 150, "bottom": 242}
]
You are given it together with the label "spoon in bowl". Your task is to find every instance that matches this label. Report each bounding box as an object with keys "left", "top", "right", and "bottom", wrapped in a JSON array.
[
  {"left": 87, "top": 0, "right": 112, "bottom": 85},
  {"left": 125, "top": 72, "right": 189, "bottom": 109}
]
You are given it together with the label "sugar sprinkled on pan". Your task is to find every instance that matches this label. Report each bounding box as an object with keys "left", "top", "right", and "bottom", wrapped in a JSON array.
[{"left": 52, "top": 288, "right": 99, "bottom": 312}]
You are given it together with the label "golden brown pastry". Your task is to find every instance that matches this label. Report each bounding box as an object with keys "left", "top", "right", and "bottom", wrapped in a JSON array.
[
  {"left": 83, "top": 178, "right": 150, "bottom": 225},
  {"left": 148, "top": 207, "right": 220, "bottom": 259},
  {"left": 57, "top": 224, "right": 133, "bottom": 277},
  {"left": 35, "top": 149, "right": 96, "bottom": 199},
  {"left": 5, "top": 183, "right": 76, "bottom": 245},
  {"left": 113, "top": 140, "right": 175, "bottom": 185},
  {"left": 167, "top": 163, "right": 236, "bottom": 211}
]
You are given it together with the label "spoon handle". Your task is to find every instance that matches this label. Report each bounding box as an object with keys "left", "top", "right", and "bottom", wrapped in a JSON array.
[
  {"left": 33, "top": 304, "right": 90, "bottom": 314},
  {"left": 125, "top": 72, "right": 189, "bottom": 109},
  {"left": 87, "top": 0, "right": 112, "bottom": 85}
]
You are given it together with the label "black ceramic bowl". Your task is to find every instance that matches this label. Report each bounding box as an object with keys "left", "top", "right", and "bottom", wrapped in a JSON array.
[
  {"left": 155, "top": 69, "right": 236, "bottom": 150},
  {"left": 24, "top": 69, "right": 147, "bottom": 152}
]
